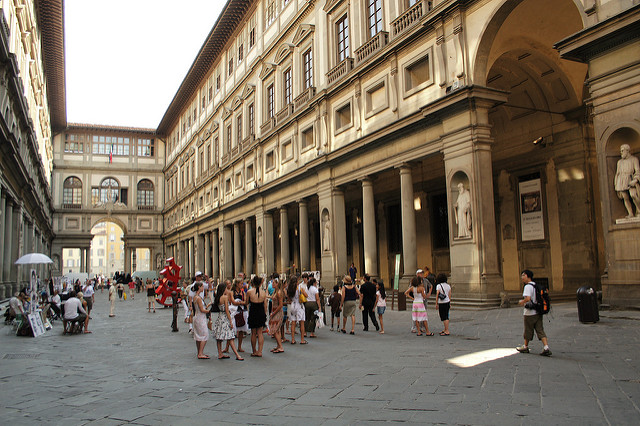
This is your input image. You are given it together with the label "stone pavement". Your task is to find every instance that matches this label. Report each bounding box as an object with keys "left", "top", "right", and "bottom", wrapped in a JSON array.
[{"left": 1, "top": 290, "right": 639, "bottom": 425}]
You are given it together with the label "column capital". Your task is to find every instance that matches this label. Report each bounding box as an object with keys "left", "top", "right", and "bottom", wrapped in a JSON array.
[
  {"left": 396, "top": 163, "right": 413, "bottom": 173},
  {"left": 359, "top": 176, "right": 374, "bottom": 185}
]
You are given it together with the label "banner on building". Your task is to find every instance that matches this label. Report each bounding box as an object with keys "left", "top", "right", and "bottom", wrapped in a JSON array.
[{"left": 519, "top": 178, "right": 544, "bottom": 241}]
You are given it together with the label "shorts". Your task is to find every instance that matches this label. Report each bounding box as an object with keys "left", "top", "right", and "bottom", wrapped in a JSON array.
[
  {"left": 523, "top": 314, "right": 546, "bottom": 341},
  {"left": 438, "top": 302, "right": 450, "bottom": 321},
  {"left": 331, "top": 309, "right": 341, "bottom": 318},
  {"left": 283, "top": 305, "right": 288, "bottom": 321},
  {"left": 343, "top": 300, "right": 357, "bottom": 317},
  {"left": 85, "top": 299, "right": 93, "bottom": 311},
  {"left": 148, "top": 296, "right": 156, "bottom": 303},
  {"left": 376, "top": 306, "right": 386, "bottom": 315}
]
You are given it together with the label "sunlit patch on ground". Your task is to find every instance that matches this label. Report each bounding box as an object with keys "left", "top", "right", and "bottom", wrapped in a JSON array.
[{"left": 448, "top": 348, "right": 518, "bottom": 368}]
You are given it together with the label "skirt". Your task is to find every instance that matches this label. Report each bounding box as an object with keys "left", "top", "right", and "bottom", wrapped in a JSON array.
[
  {"left": 248, "top": 303, "right": 267, "bottom": 329},
  {"left": 268, "top": 309, "right": 284, "bottom": 336},
  {"left": 289, "top": 301, "right": 305, "bottom": 322},
  {"left": 304, "top": 301, "right": 319, "bottom": 333},
  {"left": 343, "top": 300, "right": 357, "bottom": 318},
  {"left": 213, "top": 312, "right": 235, "bottom": 341},
  {"left": 412, "top": 301, "right": 428, "bottom": 322}
]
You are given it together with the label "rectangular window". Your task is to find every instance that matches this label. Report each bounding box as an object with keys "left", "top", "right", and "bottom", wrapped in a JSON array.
[
  {"left": 216, "top": 74, "right": 221, "bottom": 91},
  {"left": 228, "top": 56, "right": 234, "bottom": 75},
  {"left": 246, "top": 164, "right": 254, "bottom": 182},
  {"left": 235, "top": 172, "right": 242, "bottom": 188},
  {"left": 248, "top": 14, "right": 256, "bottom": 49},
  {"left": 208, "top": 85, "right": 213, "bottom": 102},
  {"left": 238, "top": 43, "right": 244, "bottom": 62},
  {"left": 226, "top": 124, "right": 232, "bottom": 151},
  {"left": 92, "top": 135, "right": 130, "bottom": 156},
  {"left": 301, "top": 127, "right": 314, "bottom": 151},
  {"left": 368, "top": 0, "right": 383, "bottom": 38},
  {"left": 225, "top": 178, "right": 232, "bottom": 193},
  {"left": 265, "top": 150, "right": 275, "bottom": 170},
  {"left": 303, "top": 49, "right": 313, "bottom": 89},
  {"left": 248, "top": 103, "right": 255, "bottom": 135},
  {"left": 137, "top": 138, "right": 154, "bottom": 157},
  {"left": 336, "top": 15, "right": 350, "bottom": 62},
  {"left": 335, "top": 102, "right": 352, "bottom": 130},
  {"left": 266, "top": 0, "right": 276, "bottom": 26},
  {"left": 283, "top": 68, "right": 292, "bottom": 105},
  {"left": 64, "top": 134, "right": 84, "bottom": 153},
  {"left": 281, "top": 140, "right": 293, "bottom": 162},
  {"left": 237, "top": 114, "right": 243, "bottom": 142},
  {"left": 404, "top": 54, "right": 431, "bottom": 92},
  {"left": 267, "top": 84, "right": 275, "bottom": 119}
]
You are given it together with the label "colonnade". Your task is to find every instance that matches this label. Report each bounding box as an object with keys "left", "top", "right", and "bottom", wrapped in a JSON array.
[{"left": 0, "top": 191, "right": 51, "bottom": 299}]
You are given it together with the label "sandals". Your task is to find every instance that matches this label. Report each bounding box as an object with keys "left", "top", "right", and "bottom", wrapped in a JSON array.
[
  {"left": 341, "top": 329, "right": 346, "bottom": 334},
  {"left": 425, "top": 332, "right": 434, "bottom": 336},
  {"left": 300, "top": 341, "right": 308, "bottom": 344},
  {"left": 416, "top": 333, "right": 422, "bottom": 336},
  {"left": 439, "top": 331, "right": 450, "bottom": 336},
  {"left": 349, "top": 331, "right": 355, "bottom": 335}
]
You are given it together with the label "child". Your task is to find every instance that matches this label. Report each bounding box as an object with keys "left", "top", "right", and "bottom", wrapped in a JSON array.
[
  {"left": 328, "top": 284, "right": 342, "bottom": 331},
  {"left": 375, "top": 279, "right": 386, "bottom": 334}
]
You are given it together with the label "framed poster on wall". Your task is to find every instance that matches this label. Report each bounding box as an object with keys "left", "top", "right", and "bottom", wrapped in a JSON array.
[{"left": 519, "top": 177, "right": 545, "bottom": 241}]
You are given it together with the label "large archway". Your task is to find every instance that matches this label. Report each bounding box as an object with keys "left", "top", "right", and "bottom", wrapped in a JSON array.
[
  {"left": 90, "top": 220, "right": 125, "bottom": 278},
  {"left": 476, "top": 0, "right": 602, "bottom": 294}
]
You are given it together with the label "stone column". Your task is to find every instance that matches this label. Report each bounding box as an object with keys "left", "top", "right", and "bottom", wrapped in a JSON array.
[
  {"left": 3, "top": 199, "right": 12, "bottom": 283},
  {"left": 223, "top": 226, "right": 233, "bottom": 280},
  {"left": 280, "top": 207, "right": 289, "bottom": 275},
  {"left": 86, "top": 247, "right": 91, "bottom": 276},
  {"left": 299, "top": 201, "right": 310, "bottom": 271},
  {"left": 245, "top": 219, "right": 253, "bottom": 276},
  {"left": 234, "top": 222, "right": 242, "bottom": 276},
  {"left": 212, "top": 229, "right": 220, "bottom": 280},
  {"left": 190, "top": 237, "right": 196, "bottom": 277},
  {"left": 204, "top": 232, "right": 211, "bottom": 276},
  {"left": 80, "top": 248, "right": 86, "bottom": 273},
  {"left": 124, "top": 247, "right": 131, "bottom": 274},
  {"left": 361, "top": 177, "right": 378, "bottom": 276},
  {"left": 399, "top": 165, "right": 417, "bottom": 280},
  {"left": 196, "top": 233, "right": 205, "bottom": 274},
  {"left": 0, "top": 194, "right": 6, "bottom": 287},
  {"left": 333, "top": 188, "right": 348, "bottom": 280}
]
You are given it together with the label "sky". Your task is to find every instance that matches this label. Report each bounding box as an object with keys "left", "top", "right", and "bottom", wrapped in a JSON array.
[{"left": 64, "top": 0, "right": 225, "bottom": 129}]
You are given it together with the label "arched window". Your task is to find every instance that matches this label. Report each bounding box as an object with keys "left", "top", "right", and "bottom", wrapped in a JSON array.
[
  {"left": 100, "top": 178, "right": 119, "bottom": 203},
  {"left": 137, "top": 179, "right": 154, "bottom": 209},
  {"left": 63, "top": 176, "right": 82, "bottom": 207}
]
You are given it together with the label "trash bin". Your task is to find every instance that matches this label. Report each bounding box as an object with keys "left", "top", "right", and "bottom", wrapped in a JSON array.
[
  {"left": 577, "top": 286, "right": 599, "bottom": 323},
  {"left": 397, "top": 291, "right": 407, "bottom": 311}
]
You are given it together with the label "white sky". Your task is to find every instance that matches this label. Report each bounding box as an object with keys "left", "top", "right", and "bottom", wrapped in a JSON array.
[{"left": 64, "top": 0, "right": 225, "bottom": 129}]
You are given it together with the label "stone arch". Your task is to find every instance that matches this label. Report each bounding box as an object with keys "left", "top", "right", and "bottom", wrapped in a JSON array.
[
  {"left": 473, "top": 0, "right": 586, "bottom": 86},
  {"left": 91, "top": 216, "right": 128, "bottom": 235}
]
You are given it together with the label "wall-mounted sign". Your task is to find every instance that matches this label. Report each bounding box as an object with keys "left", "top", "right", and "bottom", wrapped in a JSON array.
[{"left": 519, "top": 178, "right": 544, "bottom": 241}]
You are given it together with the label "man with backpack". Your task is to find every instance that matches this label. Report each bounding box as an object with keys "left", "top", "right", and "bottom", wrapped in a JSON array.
[{"left": 517, "top": 270, "right": 551, "bottom": 356}]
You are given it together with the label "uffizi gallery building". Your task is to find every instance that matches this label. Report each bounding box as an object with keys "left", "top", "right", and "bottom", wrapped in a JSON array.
[{"left": 1, "top": 0, "right": 640, "bottom": 308}]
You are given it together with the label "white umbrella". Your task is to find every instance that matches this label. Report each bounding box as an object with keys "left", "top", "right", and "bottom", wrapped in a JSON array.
[{"left": 15, "top": 253, "right": 53, "bottom": 264}]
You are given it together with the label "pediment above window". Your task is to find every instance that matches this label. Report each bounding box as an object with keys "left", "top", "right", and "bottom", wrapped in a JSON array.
[
  {"left": 221, "top": 106, "right": 232, "bottom": 121},
  {"left": 293, "top": 24, "right": 315, "bottom": 46},
  {"left": 275, "top": 43, "right": 296, "bottom": 65},
  {"left": 232, "top": 96, "right": 243, "bottom": 111},
  {"left": 259, "top": 62, "right": 277, "bottom": 80},
  {"left": 210, "top": 121, "right": 219, "bottom": 132},
  {"left": 241, "top": 84, "right": 255, "bottom": 99},
  {"left": 324, "top": 0, "right": 346, "bottom": 13}
]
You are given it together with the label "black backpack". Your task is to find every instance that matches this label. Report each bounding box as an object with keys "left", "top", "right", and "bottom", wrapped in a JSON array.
[{"left": 527, "top": 282, "right": 551, "bottom": 315}]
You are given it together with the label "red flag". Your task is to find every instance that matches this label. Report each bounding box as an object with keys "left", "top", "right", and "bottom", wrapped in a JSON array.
[{"left": 109, "top": 151, "right": 112, "bottom": 163}]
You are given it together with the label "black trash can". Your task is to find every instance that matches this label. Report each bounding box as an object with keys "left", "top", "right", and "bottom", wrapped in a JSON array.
[{"left": 577, "top": 286, "right": 599, "bottom": 323}]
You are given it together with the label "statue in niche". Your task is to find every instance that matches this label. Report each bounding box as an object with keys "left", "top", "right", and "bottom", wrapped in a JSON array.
[
  {"left": 454, "top": 182, "right": 472, "bottom": 239},
  {"left": 614, "top": 143, "right": 640, "bottom": 218},
  {"left": 322, "top": 210, "right": 331, "bottom": 252},
  {"left": 257, "top": 227, "right": 263, "bottom": 260}
]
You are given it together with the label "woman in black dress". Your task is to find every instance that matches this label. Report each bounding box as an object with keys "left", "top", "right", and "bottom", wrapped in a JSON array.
[{"left": 247, "top": 275, "right": 268, "bottom": 357}]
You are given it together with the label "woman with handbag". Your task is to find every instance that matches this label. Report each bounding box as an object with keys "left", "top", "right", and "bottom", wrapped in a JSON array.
[
  {"left": 434, "top": 273, "right": 451, "bottom": 336},
  {"left": 228, "top": 279, "right": 248, "bottom": 353},
  {"left": 304, "top": 277, "right": 321, "bottom": 338},
  {"left": 268, "top": 278, "right": 285, "bottom": 353},
  {"left": 287, "top": 276, "right": 307, "bottom": 344}
]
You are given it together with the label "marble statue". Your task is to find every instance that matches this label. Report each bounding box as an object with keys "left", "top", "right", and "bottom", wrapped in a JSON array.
[
  {"left": 454, "top": 182, "right": 472, "bottom": 238},
  {"left": 322, "top": 210, "right": 331, "bottom": 251},
  {"left": 614, "top": 144, "right": 640, "bottom": 218}
]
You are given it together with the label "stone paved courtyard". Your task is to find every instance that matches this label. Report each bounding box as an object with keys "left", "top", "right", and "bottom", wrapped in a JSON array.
[{"left": 1, "top": 290, "right": 639, "bottom": 425}]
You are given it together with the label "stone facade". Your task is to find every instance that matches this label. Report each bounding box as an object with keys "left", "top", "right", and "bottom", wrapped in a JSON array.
[
  {"left": 0, "top": 1, "right": 61, "bottom": 298},
  {"left": 157, "top": 0, "right": 639, "bottom": 306},
  {"left": 50, "top": 124, "right": 165, "bottom": 277}
]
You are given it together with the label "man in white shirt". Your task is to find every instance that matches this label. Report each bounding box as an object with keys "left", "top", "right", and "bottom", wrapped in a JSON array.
[
  {"left": 517, "top": 270, "right": 551, "bottom": 356},
  {"left": 63, "top": 291, "right": 87, "bottom": 334},
  {"left": 49, "top": 290, "right": 62, "bottom": 319}
]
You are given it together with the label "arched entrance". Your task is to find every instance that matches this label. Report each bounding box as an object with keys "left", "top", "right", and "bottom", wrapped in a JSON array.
[
  {"left": 477, "top": 0, "right": 602, "bottom": 294},
  {"left": 90, "top": 220, "right": 125, "bottom": 278}
]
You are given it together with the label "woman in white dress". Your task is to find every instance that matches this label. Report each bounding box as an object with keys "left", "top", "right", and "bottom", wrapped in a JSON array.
[
  {"left": 287, "top": 276, "right": 308, "bottom": 344},
  {"left": 191, "top": 282, "right": 210, "bottom": 359}
]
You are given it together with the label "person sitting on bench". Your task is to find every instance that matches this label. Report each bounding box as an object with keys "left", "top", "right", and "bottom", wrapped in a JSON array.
[{"left": 63, "top": 291, "right": 87, "bottom": 334}]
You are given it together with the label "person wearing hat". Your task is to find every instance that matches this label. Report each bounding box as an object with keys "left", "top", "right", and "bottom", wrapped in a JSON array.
[{"left": 340, "top": 276, "right": 360, "bottom": 334}]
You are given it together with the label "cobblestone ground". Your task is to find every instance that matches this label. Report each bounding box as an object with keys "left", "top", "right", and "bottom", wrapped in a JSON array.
[{"left": 1, "top": 290, "right": 639, "bottom": 425}]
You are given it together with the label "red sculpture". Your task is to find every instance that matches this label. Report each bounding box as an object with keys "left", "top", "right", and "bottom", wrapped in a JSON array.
[{"left": 156, "top": 257, "right": 182, "bottom": 307}]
